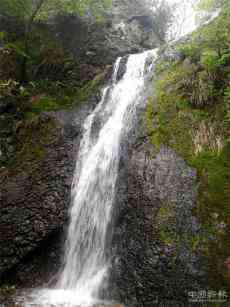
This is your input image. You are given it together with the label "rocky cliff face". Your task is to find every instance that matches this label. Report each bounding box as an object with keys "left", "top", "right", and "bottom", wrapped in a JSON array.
[
  {"left": 0, "top": 96, "right": 99, "bottom": 286},
  {"left": 105, "top": 92, "right": 206, "bottom": 305},
  {"left": 110, "top": 143, "right": 206, "bottom": 306},
  {"left": 52, "top": 0, "right": 161, "bottom": 66}
]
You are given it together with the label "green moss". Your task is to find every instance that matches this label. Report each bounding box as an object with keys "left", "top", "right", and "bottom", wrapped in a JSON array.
[
  {"left": 147, "top": 87, "right": 230, "bottom": 289},
  {"left": 2, "top": 116, "right": 56, "bottom": 172},
  {"left": 3, "top": 67, "right": 108, "bottom": 170},
  {"left": 0, "top": 284, "right": 16, "bottom": 296},
  {"left": 159, "top": 229, "right": 176, "bottom": 245},
  {"left": 189, "top": 234, "right": 201, "bottom": 252},
  {"left": 24, "top": 67, "right": 109, "bottom": 117},
  {"left": 30, "top": 96, "right": 60, "bottom": 113},
  {"left": 156, "top": 204, "right": 179, "bottom": 246},
  {"left": 158, "top": 206, "right": 174, "bottom": 220},
  {"left": 146, "top": 9, "right": 230, "bottom": 290},
  {"left": 192, "top": 142, "right": 230, "bottom": 289},
  {"left": 192, "top": 144, "right": 230, "bottom": 215},
  {"left": 75, "top": 68, "right": 109, "bottom": 102}
]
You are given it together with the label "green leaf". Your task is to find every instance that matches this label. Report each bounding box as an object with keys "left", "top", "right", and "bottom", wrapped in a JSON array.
[{"left": 5, "top": 42, "right": 30, "bottom": 58}]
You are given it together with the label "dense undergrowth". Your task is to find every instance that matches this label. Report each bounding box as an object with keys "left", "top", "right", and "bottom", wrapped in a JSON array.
[
  {"left": 0, "top": 24, "right": 106, "bottom": 114},
  {"left": 0, "top": 22, "right": 107, "bottom": 169},
  {"left": 146, "top": 3, "right": 230, "bottom": 291}
]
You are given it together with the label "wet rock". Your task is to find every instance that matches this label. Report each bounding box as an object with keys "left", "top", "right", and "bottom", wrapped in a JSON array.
[
  {"left": 116, "top": 56, "right": 128, "bottom": 82},
  {"left": 109, "top": 118, "right": 206, "bottom": 305},
  {"left": 0, "top": 100, "right": 97, "bottom": 286}
]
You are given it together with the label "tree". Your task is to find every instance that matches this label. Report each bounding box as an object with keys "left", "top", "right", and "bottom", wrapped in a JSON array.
[{"left": 0, "top": 0, "right": 111, "bottom": 82}]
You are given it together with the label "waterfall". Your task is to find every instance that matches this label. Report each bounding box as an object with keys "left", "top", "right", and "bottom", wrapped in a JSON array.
[{"left": 21, "top": 49, "right": 157, "bottom": 307}]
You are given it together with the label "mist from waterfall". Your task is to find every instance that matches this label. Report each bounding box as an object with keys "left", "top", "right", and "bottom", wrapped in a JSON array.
[{"left": 19, "top": 49, "right": 158, "bottom": 307}]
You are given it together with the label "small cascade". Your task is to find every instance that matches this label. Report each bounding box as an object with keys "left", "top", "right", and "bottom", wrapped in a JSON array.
[{"left": 19, "top": 49, "right": 158, "bottom": 307}]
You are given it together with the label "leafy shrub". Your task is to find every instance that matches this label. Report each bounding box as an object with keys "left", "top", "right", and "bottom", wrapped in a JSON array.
[
  {"left": 201, "top": 50, "right": 221, "bottom": 70},
  {"left": 157, "top": 61, "right": 217, "bottom": 107},
  {"left": 177, "top": 42, "right": 201, "bottom": 61},
  {"left": 166, "top": 4, "right": 230, "bottom": 108}
]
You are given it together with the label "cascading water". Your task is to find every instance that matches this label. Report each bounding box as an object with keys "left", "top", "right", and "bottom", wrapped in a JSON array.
[{"left": 19, "top": 49, "right": 158, "bottom": 307}]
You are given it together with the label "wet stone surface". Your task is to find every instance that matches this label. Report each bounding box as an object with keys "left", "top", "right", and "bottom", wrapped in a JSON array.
[
  {"left": 0, "top": 97, "right": 99, "bottom": 286},
  {"left": 109, "top": 123, "right": 207, "bottom": 306}
]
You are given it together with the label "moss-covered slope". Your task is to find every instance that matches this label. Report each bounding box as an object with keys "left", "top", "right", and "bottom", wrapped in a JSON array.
[{"left": 146, "top": 5, "right": 230, "bottom": 292}]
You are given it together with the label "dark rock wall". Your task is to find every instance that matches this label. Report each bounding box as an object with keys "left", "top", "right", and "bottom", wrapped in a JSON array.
[
  {"left": 51, "top": 1, "right": 161, "bottom": 66},
  {"left": 0, "top": 98, "right": 99, "bottom": 285},
  {"left": 109, "top": 130, "right": 206, "bottom": 305}
]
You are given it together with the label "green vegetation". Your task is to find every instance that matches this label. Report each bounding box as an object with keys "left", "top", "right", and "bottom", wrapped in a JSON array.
[
  {"left": 15, "top": 116, "right": 55, "bottom": 166},
  {"left": 0, "top": 1, "right": 110, "bottom": 170},
  {"left": 0, "top": 55, "right": 107, "bottom": 169},
  {"left": 0, "top": 0, "right": 111, "bottom": 82},
  {"left": 156, "top": 204, "right": 178, "bottom": 246},
  {"left": 146, "top": 2, "right": 230, "bottom": 290},
  {"left": 0, "top": 0, "right": 111, "bottom": 83},
  {"left": 23, "top": 68, "right": 108, "bottom": 115},
  {"left": 0, "top": 2, "right": 108, "bottom": 114}
]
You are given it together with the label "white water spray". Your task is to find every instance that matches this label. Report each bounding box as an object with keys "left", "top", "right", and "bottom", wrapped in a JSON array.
[{"left": 20, "top": 49, "right": 158, "bottom": 307}]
